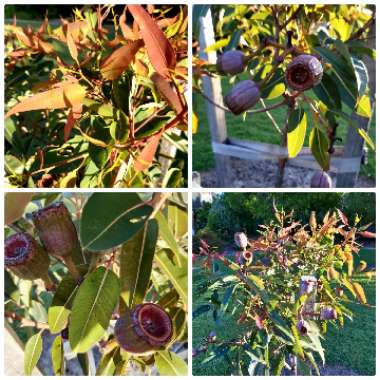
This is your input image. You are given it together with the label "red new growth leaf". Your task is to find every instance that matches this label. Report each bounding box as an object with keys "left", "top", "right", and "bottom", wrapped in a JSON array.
[
  {"left": 100, "top": 40, "right": 143, "bottom": 80},
  {"left": 64, "top": 103, "right": 83, "bottom": 142},
  {"left": 5, "top": 82, "right": 86, "bottom": 119},
  {"left": 128, "top": 5, "right": 176, "bottom": 78},
  {"left": 119, "top": 6, "right": 139, "bottom": 41},
  {"left": 358, "top": 231, "right": 376, "bottom": 239},
  {"left": 337, "top": 209, "right": 349, "bottom": 225},
  {"left": 66, "top": 23, "right": 79, "bottom": 61},
  {"left": 134, "top": 131, "right": 163, "bottom": 172},
  {"left": 151, "top": 73, "right": 183, "bottom": 114}
]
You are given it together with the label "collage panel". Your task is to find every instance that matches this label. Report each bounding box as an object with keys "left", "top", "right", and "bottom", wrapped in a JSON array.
[
  {"left": 192, "top": 4, "right": 375, "bottom": 188},
  {"left": 4, "top": 192, "right": 188, "bottom": 375},
  {"left": 5, "top": 4, "right": 188, "bottom": 189},
  {"left": 192, "top": 192, "right": 375, "bottom": 375}
]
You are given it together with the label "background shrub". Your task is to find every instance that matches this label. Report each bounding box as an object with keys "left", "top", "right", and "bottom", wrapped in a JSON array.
[{"left": 196, "top": 192, "right": 375, "bottom": 241}]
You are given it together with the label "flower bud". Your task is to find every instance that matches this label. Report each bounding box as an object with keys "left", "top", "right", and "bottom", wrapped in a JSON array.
[
  {"left": 5, "top": 232, "right": 50, "bottom": 281},
  {"left": 285, "top": 54, "right": 323, "bottom": 91},
  {"left": 224, "top": 80, "right": 261, "bottom": 115},
  {"left": 320, "top": 306, "right": 337, "bottom": 320},
  {"left": 310, "top": 171, "right": 332, "bottom": 188},
  {"left": 297, "top": 319, "right": 309, "bottom": 335},
  {"left": 217, "top": 50, "right": 246, "bottom": 75},
  {"left": 32, "top": 202, "right": 81, "bottom": 259},
  {"left": 115, "top": 303, "right": 173, "bottom": 355},
  {"left": 234, "top": 232, "right": 248, "bottom": 250},
  {"left": 242, "top": 250, "right": 253, "bottom": 265}
]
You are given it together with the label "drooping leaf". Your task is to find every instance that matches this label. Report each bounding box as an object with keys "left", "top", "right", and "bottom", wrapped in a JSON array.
[
  {"left": 100, "top": 41, "right": 143, "bottom": 80},
  {"left": 134, "top": 131, "right": 163, "bottom": 172},
  {"left": 48, "top": 273, "right": 81, "bottom": 334},
  {"left": 51, "top": 335, "right": 65, "bottom": 375},
  {"left": 309, "top": 126, "right": 330, "bottom": 171},
  {"left": 287, "top": 108, "right": 307, "bottom": 158},
  {"left": 66, "top": 23, "right": 79, "bottom": 61},
  {"left": 356, "top": 94, "right": 371, "bottom": 118},
  {"left": 154, "top": 351, "right": 188, "bottom": 376},
  {"left": 80, "top": 193, "right": 152, "bottom": 251},
  {"left": 96, "top": 347, "right": 121, "bottom": 376},
  {"left": 128, "top": 5, "right": 176, "bottom": 78},
  {"left": 313, "top": 72, "right": 342, "bottom": 110},
  {"left": 120, "top": 219, "right": 158, "bottom": 308},
  {"left": 24, "top": 332, "right": 43, "bottom": 375},
  {"left": 151, "top": 72, "right": 183, "bottom": 114},
  {"left": 352, "top": 282, "right": 367, "bottom": 304},
  {"left": 5, "top": 82, "right": 86, "bottom": 119},
  {"left": 156, "top": 249, "right": 187, "bottom": 304},
  {"left": 69, "top": 267, "right": 120, "bottom": 353}
]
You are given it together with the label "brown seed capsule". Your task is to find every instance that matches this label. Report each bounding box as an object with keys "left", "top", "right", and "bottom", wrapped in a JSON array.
[
  {"left": 224, "top": 80, "right": 261, "bottom": 115},
  {"left": 285, "top": 54, "right": 323, "bottom": 91},
  {"left": 310, "top": 171, "right": 332, "bottom": 188},
  {"left": 5, "top": 232, "right": 50, "bottom": 281},
  {"left": 242, "top": 250, "right": 253, "bottom": 265},
  {"left": 217, "top": 50, "right": 246, "bottom": 75},
  {"left": 115, "top": 303, "right": 173, "bottom": 355},
  {"left": 32, "top": 202, "right": 81, "bottom": 259}
]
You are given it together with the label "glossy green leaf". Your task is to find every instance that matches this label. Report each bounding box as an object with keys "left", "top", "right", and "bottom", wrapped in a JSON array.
[
  {"left": 69, "top": 267, "right": 120, "bottom": 353},
  {"left": 156, "top": 211, "right": 187, "bottom": 261},
  {"left": 168, "top": 203, "right": 188, "bottom": 239},
  {"left": 287, "top": 108, "right": 307, "bottom": 158},
  {"left": 48, "top": 274, "right": 81, "bottom": 334},
  {"left": 352, "top": 58, "right": 369, "bottom": 96},
  {"left": 80, "top": 193, "right": 152, "bottom": 251},
  {"left": 154, "top": 351, "right": 188, "bottom": 376},
  {"left": 156, "top": 250, "right": 187, "bottom": 304},
  {"left": 24, "top": 332, "right": 43, "bottom": 375},
  {"left": 309, "top": 126, "right": 330, "bottom": 171},
  {"left": 169, "top": 307, "right": 187, "bottom": 342},
  {"left": 261, "top": 69, "right": 285, "bottom": 100},
  {"left": 313, "top": 72, "right": 341, "bottom": 110},
  {"left": 51, "top": 335, "right": 65, "bottom": 375},
  {"left": 120, "top": 219, "right": 158, "bottom": 308},
  {"left": 96, "top": 347, "right": 121, "bottom": 375}
]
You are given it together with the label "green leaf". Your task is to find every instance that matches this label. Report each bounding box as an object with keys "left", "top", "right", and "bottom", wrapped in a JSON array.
[
  {"left": 156, "top": 250, "right": 187, "bottom": 304},
  {"left": 154, "top": 351, "right": 188, "bottom": 376},
  {"left": 96, "top": 347, "right": 121, "bottom": 376},
  {"left": 352, "top": 58, "right": 369, "bottom": 96},
  {"left": 261, "top": 69, "right": 285, "bottom": 100},
  {"left": 287, "top": 108, "right": 307, "bottom": 158},
  {"left": 24, "top": 332, "right": 43, "bottom": 375},
  {"left": 169, "top": 307, "right": 187, "bottom": 342},
  {"left": 313, "top": 72, "right": 341, "bottom": 110},
  {"left": 309, "top": 126, "right": 330, "bottom": 171},
  {"left": 168, "top": 203, "right": 188, "bottom": 239},
  {"left": 356, "top": 94, "right": 371, "bottom": 118},
  {"left": 156, "top": 211, "right": 187, "bottom": 261},
  {"left": 80, "top": 193, "right": 152, "bottom": 251},
  {"left": 51, "top": 335, "right": 65, "bottom": 375},
  {"left": 48, "top": 274, "right": 80, "bottom": 334},
  {"left": 357, "top": 128, "right": 375, "bottom": 150},
  {"left": 69, "top": 267, "right": 120, "bottom": 353},
  {"left": 120, "top": 219, "right": 158, "bottom": 308}
]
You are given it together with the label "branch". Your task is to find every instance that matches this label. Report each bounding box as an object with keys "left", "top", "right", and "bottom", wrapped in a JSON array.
[
  {"left": 347, "top": 14, "right": 375, "bottom": 42},
  {"left": 5, "top": 311, "right": 49, "bottom": 330}
]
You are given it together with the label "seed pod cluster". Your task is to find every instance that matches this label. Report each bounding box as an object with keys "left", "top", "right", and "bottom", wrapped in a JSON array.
[
  {"left": 310, "top": 171, "right": 333, "bottom": 188},
  {"left": 115, "top": 303, "right": 173, "bottom": 355},
  {"left": 224, "top": 80, "right": 261, "bottom": 115},
  {"left": 285, "top": 54, "right": 323, "bottom": 91},
  {"left": 217, "top": 50, "right": 246, "bottom": 75},
  {"left": 5, "top": 232, "right": 50, "bottom": 281}
]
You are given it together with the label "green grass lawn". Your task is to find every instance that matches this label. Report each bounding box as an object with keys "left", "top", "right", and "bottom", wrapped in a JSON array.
[
  {"left": 193, "top": 78, "right": 376, "bottom": 180},
  {"left": 192, "top": 248, "right": 376, "bottom": 375}
]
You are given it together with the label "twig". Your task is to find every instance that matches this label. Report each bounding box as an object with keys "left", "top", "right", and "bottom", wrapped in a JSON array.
[
  {"left": 5, "top": 311, "right": 49, "bottom": 329},
  {"left": 259, "top": 99, "right": 282, "bottom": 134},
  {"left": 347, "top": 14, "right": 375, "bottom": 42}
]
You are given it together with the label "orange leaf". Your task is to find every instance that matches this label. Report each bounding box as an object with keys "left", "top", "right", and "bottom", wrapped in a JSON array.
[
  {"left": 66, "top": 23, "right": 78, "bottom": 61},
  {"left": 64, "top": 103, "right": 82, "bottom": 142},
  {"left": 352, "top": 282, "right": 367, "bottom": 304},
  {"left": 151, "top": 73, "right": 183, "bottom": 114},
  {"left": 358, "top": 231, "right": 376, "bottom": 239},
  {"left": 134, "top": 131, "right": 163, "bottom": 172},
  {"left": 119, "top": 6, "right": 139, "bottom": 40},
  {"left": 100, "top": 41, "right": 143, "bottom": 80},
  {"left": 5, "top": 82, "right": 86, "bottom": 119},
  {"left": 128, "top": 5, "right": 176, "bottom": 78}
]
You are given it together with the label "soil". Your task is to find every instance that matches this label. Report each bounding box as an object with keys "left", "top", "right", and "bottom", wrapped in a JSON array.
[{"left": 198, "top": 157, "right": 375, "bottom": 188}]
